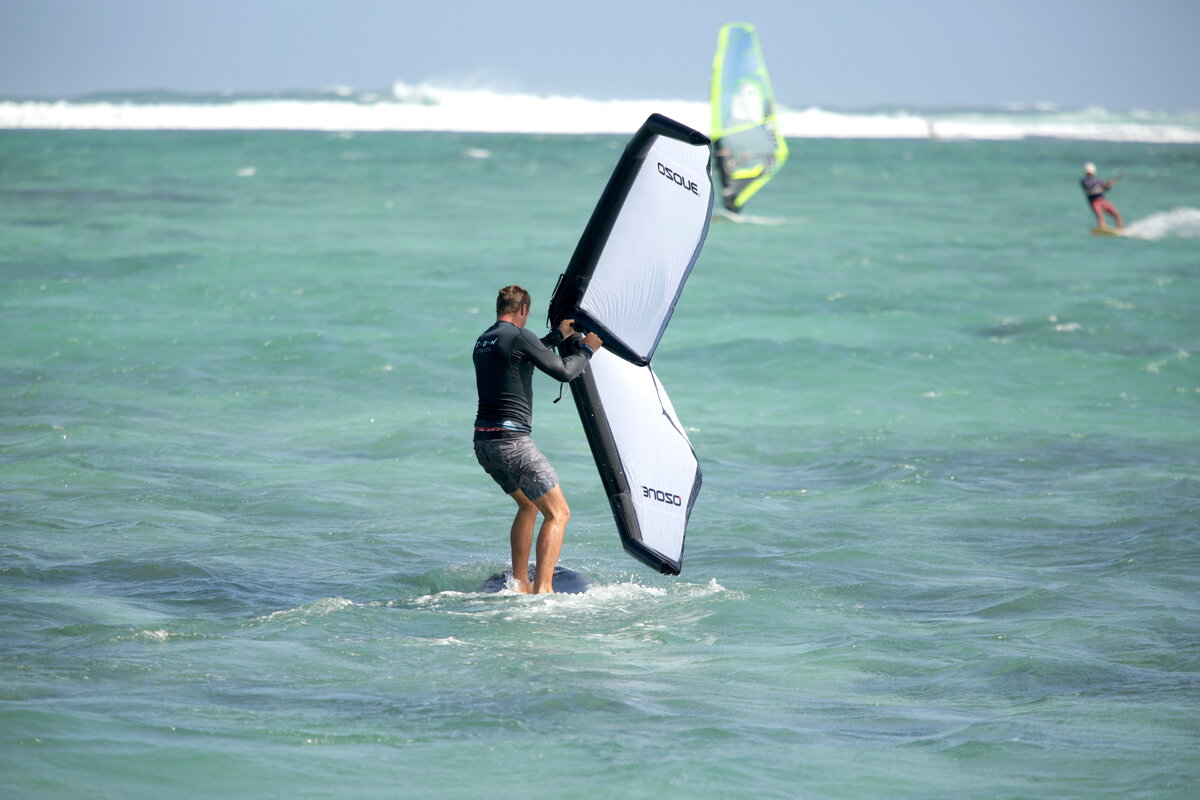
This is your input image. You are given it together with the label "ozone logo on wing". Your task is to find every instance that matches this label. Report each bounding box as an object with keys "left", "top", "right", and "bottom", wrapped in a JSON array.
[
  {"left": 642, "top": 485, "right": 683, "bottom": 506},
  {"left": 657, "top": 162, "right": 699, "bottom": 196}
]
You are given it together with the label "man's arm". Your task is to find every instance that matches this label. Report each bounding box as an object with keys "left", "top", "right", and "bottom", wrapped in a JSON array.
[
  {"left": 519, "top": 327, "right": 593, "bottom": 382},
  {"left": 555, "top": 318, "right": 602, "bottom": 353},
  {"left": 539, "top": 327, "right": 565, "bottom": 349}
]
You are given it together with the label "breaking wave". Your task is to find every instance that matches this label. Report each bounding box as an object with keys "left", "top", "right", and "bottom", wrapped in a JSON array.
[{"left": 2, "top": 83, "right": 1198, "bottom": 142}]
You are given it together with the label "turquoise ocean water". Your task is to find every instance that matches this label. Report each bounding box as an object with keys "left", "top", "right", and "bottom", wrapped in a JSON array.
[{"left": 3, "top": 110, "right": 1199, "bottom": 798}]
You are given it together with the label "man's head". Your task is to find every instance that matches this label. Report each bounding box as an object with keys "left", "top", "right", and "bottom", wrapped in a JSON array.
[
  {"left": 1084, "top": 162, "right": 1096, "bottom": 175},
  {"left": 496, "top": 285, "right": 532, "bottom": 326}
]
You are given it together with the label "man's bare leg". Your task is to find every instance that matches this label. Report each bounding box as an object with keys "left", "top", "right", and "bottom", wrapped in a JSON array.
[
  {"left": 529, "top": 485, "right": 570, "bottom": 594},
  {"left": 507, "top": 490, "right": 538, "bottom": 594}
]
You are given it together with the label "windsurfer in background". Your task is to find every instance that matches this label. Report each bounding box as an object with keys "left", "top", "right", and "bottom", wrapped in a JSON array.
[
  {"left": 1081, "top": 162, "right": 1124, "bottom": 231},
  {"left": 472, "top": 285, "right": 603, "bottom": 593}
]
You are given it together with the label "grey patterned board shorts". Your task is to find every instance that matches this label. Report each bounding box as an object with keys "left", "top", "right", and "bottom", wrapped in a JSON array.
[{"left": 474, "top": 436, "right": 559, "bottom": 501}]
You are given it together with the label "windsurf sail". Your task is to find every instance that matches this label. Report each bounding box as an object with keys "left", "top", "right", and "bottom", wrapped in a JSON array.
[
  {"left": 710, "top": 22, "right": 789, "bottom": 213},
  {"left": 549, "top": 113, "right": 711, "bottom": 575}
]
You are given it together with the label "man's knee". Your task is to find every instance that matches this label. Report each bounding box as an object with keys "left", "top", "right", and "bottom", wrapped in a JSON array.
[
  {"left": 535, "top": 487, "right": 570, "bottom": 523},
  {"left": 544, "top": 499, "right": 570, "bottom": 524},
  {"left": 510, "top": 490, "right": 538, "bottom": 514}
]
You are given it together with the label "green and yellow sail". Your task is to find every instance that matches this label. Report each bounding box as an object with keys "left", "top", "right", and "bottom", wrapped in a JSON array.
[{"left": 710, "top": 23, "right": 789, "bottom": 213}]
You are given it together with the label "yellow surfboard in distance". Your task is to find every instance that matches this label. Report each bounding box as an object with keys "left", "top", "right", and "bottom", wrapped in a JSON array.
[{"left": 1091, "top": 227, "right": 1125, "bottom": 237}]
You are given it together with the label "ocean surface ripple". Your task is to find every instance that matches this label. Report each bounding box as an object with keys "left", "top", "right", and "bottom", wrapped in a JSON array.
[{"left": 2, "top": 127, "right": 1198, "bottom": 799}]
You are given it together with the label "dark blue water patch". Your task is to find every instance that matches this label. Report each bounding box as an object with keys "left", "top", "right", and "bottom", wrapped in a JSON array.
[
  {"left": 695, "top": 335, "right": 858, "bottom": 377},
  {"left": 7, "top": 215, "right": 75, "bottom": 229},
  {"left": 2, "top": 186, "right": 216, "bottom": 206},
  {"left": 710, "top": 428, "right": 1200, "bottom": 512},
  {"left": 0, "top": 547, "right": 339, "bottom": 618},
  {"left": 381, "top": 564, "right": 500, "bottom": 596},
  {"left": 0, "top": 414, "right": 78, "bottom": 448},
  {"left": 976, "top": 314, "right": 1193, "bottom": 357},
  {"left": 960, "top": 652, "right": 1193, "bottom": 705},
  {"left": 0, "top": 251, "right": 208, "bottom": 285},
  {"left": 1159, "top": 255, "right": 1200, "bottom": 280},
  {"left": 721, "top": 455, "right": 921, "bottom": 495},
  {"left": 879, "top": 436, "right": 1198, "bottom": 497}
]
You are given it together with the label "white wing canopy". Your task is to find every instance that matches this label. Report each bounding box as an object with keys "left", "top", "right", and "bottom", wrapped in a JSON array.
[
  {"left": 578, "top": 135, "right": 714, "bottom": 364},
  {"left": 586, "top": 350, "right": 700, "bottom": 570},
  {"left": 548, "top": 114, "right": 712, "bottom": 574}
]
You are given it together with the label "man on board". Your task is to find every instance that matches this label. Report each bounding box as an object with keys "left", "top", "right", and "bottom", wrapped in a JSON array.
[
  {"left": 472, "top": 285, "right": 603, "bottom": 593},
  {"left": 1081, "top": 162, "right": 1124, "bottom": 231}
]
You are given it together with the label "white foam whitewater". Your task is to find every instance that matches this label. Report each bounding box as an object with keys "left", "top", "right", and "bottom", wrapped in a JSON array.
[
  {"left": 2, "top": 83, "right": 1198, "bottom": 143},
  {"left": 406, "top": 577, "right": 731, "bottom": 624},
  {"left": 1122, "top": 207, "right": 1200, "bottom": 239}
]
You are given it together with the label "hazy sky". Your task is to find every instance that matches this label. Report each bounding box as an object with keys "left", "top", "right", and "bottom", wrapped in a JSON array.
[{"left": 2, "top": 0, "right": 1197, "bottom": 110}]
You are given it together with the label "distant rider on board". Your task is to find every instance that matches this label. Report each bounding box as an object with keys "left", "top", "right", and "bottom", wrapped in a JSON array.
[
  {"left": 1081, "top": 162, "right": 1124, "bottom": 231},
  {"left": 472, "top": 285, "right": 603, "bottom": 593}
]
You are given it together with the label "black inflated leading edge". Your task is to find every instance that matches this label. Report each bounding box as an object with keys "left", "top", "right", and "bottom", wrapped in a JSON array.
[
  {"left": 548, "top": 113, "right": 712, "bottom": 367},
  {"left": 546, "top": 115, "right": 709, "bottom": 574}
]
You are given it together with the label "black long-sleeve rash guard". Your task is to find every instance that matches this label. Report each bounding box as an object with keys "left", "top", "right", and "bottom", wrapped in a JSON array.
[{"left": 473, "top": 321, "right": 593, "bottom": 440}]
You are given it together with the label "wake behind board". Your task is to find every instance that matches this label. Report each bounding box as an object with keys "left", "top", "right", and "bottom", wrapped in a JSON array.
[
  {"left": 1091, "top": 227, "right": 1125, "bottom": 237},
  {"left": 479, "top": 566, "right": 594, "bottom": 594},
  {"left": 712, "top": 207, "right": 792, "bottom": 226}
]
